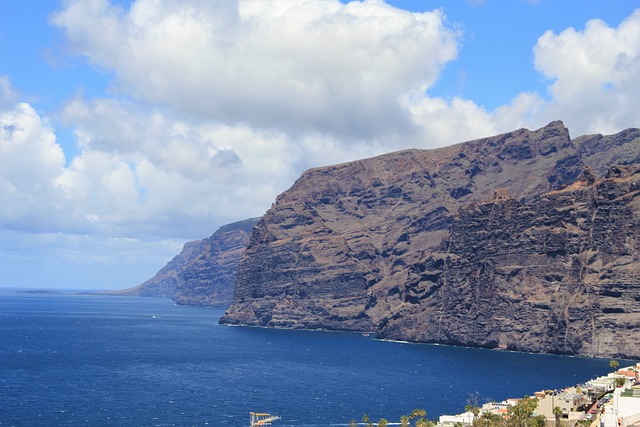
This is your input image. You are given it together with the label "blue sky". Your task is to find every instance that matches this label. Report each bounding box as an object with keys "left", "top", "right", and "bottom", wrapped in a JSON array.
[{"left": 1, "top": 0, "right": 639, "bottom": 290}]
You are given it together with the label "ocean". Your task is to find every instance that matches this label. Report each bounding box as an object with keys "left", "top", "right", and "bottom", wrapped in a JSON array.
[{"left": 0, "top": 289, "right": 615, "bottom": 426}]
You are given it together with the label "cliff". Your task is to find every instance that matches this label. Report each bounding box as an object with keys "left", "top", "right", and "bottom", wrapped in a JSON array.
[
  {"left": 220, "top": 122, "right": 640, "bottom": 358},
  {"left": 116, "top": 218, "right": 259, "bottom": 306},
  {"left": 379, "top": 165, "right": 640, "bottom": 358}
]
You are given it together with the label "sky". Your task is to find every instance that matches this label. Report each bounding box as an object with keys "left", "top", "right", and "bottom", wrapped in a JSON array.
[{"left": 1, "top": 0, "right": 639, "bottom": 290}]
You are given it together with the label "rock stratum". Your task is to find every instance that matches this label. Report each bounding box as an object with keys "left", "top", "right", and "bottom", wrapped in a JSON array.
[
  {"left": 220, "top": 121, "right": 640, "bottom": 359},
  {"left": 116, "top": 218, "right": 259, "bottom": 306}
]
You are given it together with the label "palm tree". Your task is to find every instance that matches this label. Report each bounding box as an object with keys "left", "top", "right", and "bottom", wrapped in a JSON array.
[
  {"left": 410, "top": 409, "right": 427, "bottom": 420},
  {"left": 507, "top": 396, "right": 537, "bottom": 427},
  {"left": 553, "top": 406, "right": 563, "bottom": 427},
  {"left": 465, "top": 404, "right": 481, "bottom": 427},
  {"left": 610, "top": 360, "right": 620, "bottom": 371},
  {"left": 479, "top": 412, "right": 503, "bottom": 427}
]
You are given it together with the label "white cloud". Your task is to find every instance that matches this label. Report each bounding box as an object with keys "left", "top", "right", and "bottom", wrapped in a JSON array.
[
  {"left": 0, "top": 87, "right": 305, "bottom": 288},
  {"left": 56, "top": 96, "right": 303, "bottom": 237},
  {"left": 3, "top": 2, "right": 640, "bottom": 289},
  {"left": 406, "top": 95, "right": 496, "bottom": 147},
  {"left": 492, "top": 92, "right": 546, "bottom": 132},
  {"left": 51, "top": 0, "right": 460, "bottom": 139},
  {"left": 0, "top": 102, "right": 68, "bottom": 231},
  {"left": 0, "top": 91, "right": 298, "bottom": 241},
  {"left": 532, "top": 9, "right": 640, "bottom": 135},
  {"left": 40, "top": 3, "right": 640, "bottom": 236}
]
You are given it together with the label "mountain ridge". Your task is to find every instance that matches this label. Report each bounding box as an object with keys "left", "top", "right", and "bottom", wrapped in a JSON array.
[{"left": 220, "top": 121, "right": 640, "bottom": 358}]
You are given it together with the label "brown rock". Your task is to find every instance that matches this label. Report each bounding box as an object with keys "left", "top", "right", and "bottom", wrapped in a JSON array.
[{"left": 220, "top": 121, "right": 640, "bottom": 358}]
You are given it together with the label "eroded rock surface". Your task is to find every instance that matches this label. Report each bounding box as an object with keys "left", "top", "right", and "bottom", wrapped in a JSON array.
[{"left": 221, "top": 122, "right": 640, "bottom": 358}]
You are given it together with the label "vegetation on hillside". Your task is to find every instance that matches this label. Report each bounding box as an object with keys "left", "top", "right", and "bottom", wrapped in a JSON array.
[
  {"left": 359, "top": 397, "right": 549, "bottom": 427},
  {"left": 356, "top": 409, "right": 432, "bottom": 427}
]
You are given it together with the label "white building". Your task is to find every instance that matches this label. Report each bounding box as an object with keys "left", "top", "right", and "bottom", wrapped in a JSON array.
[
  {"left": 535, "top": 388, "right": 590, "bottom": 421},
  {"left": 613, "top": 386, "right": 640, "bottom": 427},
  {"left": 438, "top": 411, "right": 474, "bottom": 426},
  {"left": 588, "top": 376, "right": 616, "bottom": 397}
]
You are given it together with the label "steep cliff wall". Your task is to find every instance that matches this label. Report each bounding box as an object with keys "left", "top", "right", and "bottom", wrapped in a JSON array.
[
  {"left": 221, "top": 122, "right": 640, "bottom": 358},
  {"left": 117, "top": 218, "right": 259, "bottom": 306},
  {"left": 379, "top": 165, "right": 640, "bottom": 358}
]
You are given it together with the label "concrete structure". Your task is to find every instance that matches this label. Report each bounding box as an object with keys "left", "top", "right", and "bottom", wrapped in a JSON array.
[
  {"left": 438, "top": 411, "right": 474, "bottom": 426},
  {"left": 614, "top": 370, "right": 639, "bottom": 383},
  {"left": 535, "top": 389, "right": 590, "bottom": 420},
  {"left": 481, "top": 401, "right": 510, "bottom": 417},
  {"left": 613, "top": 386, "right": 640, "bottom": 427},
  {"left": 600, "top": 403, "right": 617, "bottom": 427},
  {"left": 597, "top": 365, "right": 640, "bottom": 427},
  {"left": 479, "top": 398, "right": 523, "bottom": 418},
  {"left": 587, "top": 377, "right": 616, "bottom": 398}
]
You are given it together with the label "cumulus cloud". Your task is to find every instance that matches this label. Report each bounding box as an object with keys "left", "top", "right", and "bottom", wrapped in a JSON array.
[
  {"left": 533, "top": 9, "right": 640, "bottom": 135},
  {"left": 0, "top": 93, "right": 297, "bottom": 241},
  {"left": 31, "top": 0, "right": 477, "bottom": 247},
  {"left": 492, "top": 92, "right": 546, "bottom": 133},
  {"left": 406, "top": 6, "right": 640, "bottom": 141},
  {"left": 3, "top": 1, "right": 640, "bottom": 289},
  {"left": 56, "top": 96, "right": 308, "bottom": 237},
  {"left": 37, "top": 2, "right": 640, "bottom": 239},
  {"left": 406, "top": 95, "right": 496, "bottom": 147},
  {"left": 50, "top": 0, "right": 460, "bottom": 139},
  {"left": 0, "top": 85, "right": 307, "bottom": 287},
  {"left": 0, "top": 102, "right": 68, "bottom": 232}
]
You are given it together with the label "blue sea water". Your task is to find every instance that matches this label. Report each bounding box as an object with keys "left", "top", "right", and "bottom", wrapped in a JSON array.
[{"left": 0, "top": 290, "right": 616, "bottom": 427}]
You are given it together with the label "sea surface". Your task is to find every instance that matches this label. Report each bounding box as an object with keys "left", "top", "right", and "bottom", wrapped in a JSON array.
[{"left": 0, "top": 289, "right": 617, "bottom": 427}]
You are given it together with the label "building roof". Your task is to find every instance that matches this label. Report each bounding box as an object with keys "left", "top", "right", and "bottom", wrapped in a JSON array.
[{"left": 615, "top": 370, "right": 637, "bottom": 378}]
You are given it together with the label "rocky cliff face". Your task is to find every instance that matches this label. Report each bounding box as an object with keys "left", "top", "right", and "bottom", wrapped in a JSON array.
[
  {"left": 379, "top": 165, "right": 640, "bottom": 358},
  {"left": 220, "top": 122, "right": 640, "bottom": 358},
  {"left": 117, "top": 218, "right": 259, "bottom": 306}
]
